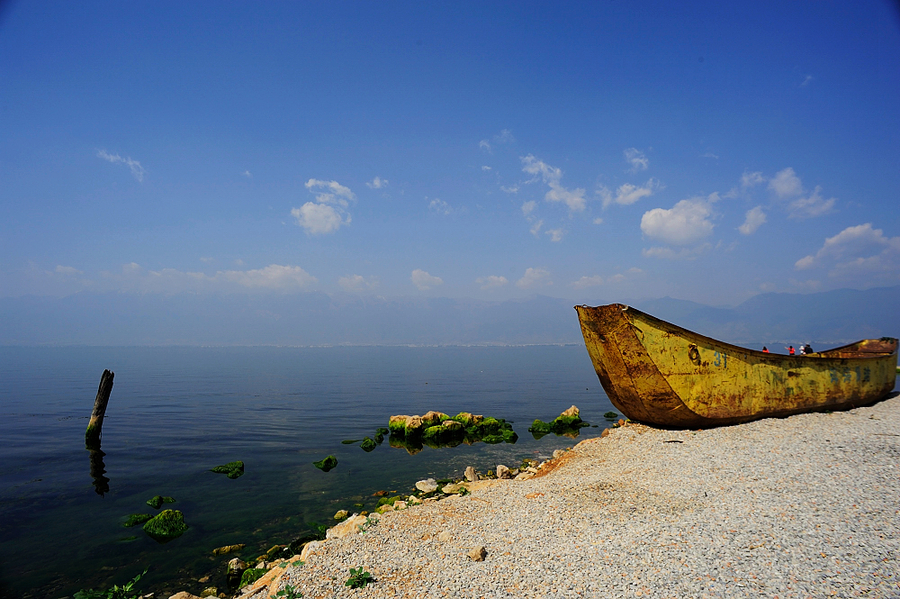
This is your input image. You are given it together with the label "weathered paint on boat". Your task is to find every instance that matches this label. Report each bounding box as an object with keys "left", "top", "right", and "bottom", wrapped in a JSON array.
[{"left": 576, "top": 303, "right": 898, "bottom": 428}]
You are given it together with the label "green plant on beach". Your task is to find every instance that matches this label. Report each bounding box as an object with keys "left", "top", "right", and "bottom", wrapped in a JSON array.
[
  {"left": 275, "top": 583, "right": 303, "bottom": 598},
  {"left": 74, "top": 569, "right": 147, "bottom": 599},
  {"left": 345, "top": 566, "right": 375, "bottom": 589},
  {"left": 357, "top": 514, "right": 378, "bottom": 534}
]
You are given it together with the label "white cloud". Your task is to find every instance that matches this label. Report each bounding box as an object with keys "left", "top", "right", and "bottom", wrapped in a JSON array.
[
  {"left": 479, "top": 129, "right": 515, "bottom": 153},
  {"left": 788, "top": 186, "right": 836, "bottom": 219},
  {"left": 521, "top": 154, "right": 587, "bottom": 212},
  {"left": 220, "top": 264, "right": 318, "bottom": 290},
  {"left": 593, "top": 217, "right": 603, "bottom": 225},
  {"left": 768, "top": 167, "right": 803, "bottom": 198},
  {"left": 97, "top": 149, "right": 146, "bottom": 182},
  {"left": 701, "top": 152, "right": 719, "bottom": 159},
  {"left": 501, "top": 185, "right": 519, "bottom": 194},
  {"left": 546, "top": 228, "right": 564, "bottom": 242},
  {"left": 640, "top": 196, "right": 715, "bottom": 245},
  {"left": 624, "top": 148, "right": 648, "bottom": 173},
  {"left": 104, "top": 262, "right": 317, "bottom": 294},
  {"left": 305, "top": 178, "right": 355, "bottom": 206},
  {"left": 411, "top": 269, "right": 443, "bottom": 290},
  {"left": 366, "top": 176, "right": 388, "bottom": 189},
  {"left": 738, "top": 206, "right": 767, "bottom": 235},
  {"left": 529, "top": 219, "right": 543, "bottom": 237},
  {"left": 242, "top": 170, "right": 252, "bottom": 178},
  {"left": 800, "top": 74, "right": 814, "bottom": 87},
  {"left": 482, "top": 166, "right": 492, "bottom": 171},
  {"left": 741, "top": 171, "right": 765, "bottom": 188},
  {"left": 55, "top": 265, "right": 83, "bottom": 275},
  {"left": 338, "top": 274, "right": 379, "bottom": 292},
  {"left": 601, "top": 179, "right": 659, "bottom": 208},
  {"left": 428, "top": 198, "right": 453, "bottom": 215},
  {"left": 521, "top": 201, "right": 537, "bottom": 216},
  {"left": 516, "top": 267, "right": 551, "bottom": 289},
  {"left": 476, "top": 275, "right": 508, "bottom": 290},
  {"left": 291, "top": 203, "right": 345, "bottom": 234},
  {"left": 292, "top": 179, "right": 355, "bottom": 234},
  {"left": 571, "top": 275, "right": 603, "bottom": 289},
  {"left": 795, "top": 224, "right": 900, "bottom": 281}
]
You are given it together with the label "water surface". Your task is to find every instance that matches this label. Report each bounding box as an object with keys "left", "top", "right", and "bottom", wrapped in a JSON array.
[{"left": 0, "top": 345, "right": 614, "bottom": 598}]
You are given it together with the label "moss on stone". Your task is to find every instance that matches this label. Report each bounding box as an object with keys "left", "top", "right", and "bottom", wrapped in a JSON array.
[
  {"left": 376, "top": 495, "right": 402, "bottom": 507},
  {"left": 211, "top": 461, "right": 245, "bottom": 479},
  {"left": 313, "top": 455, "right": 338, "bottom": 472},
  {"left": 360, "top": 437, "right": 377, "bottom": 452},
  {"left": 238, "top": 568, "right": 267, "bottom": 588},
  {"left": 146, "top": 495, "right": 176, "bottom": 509},
  {"left": 142, "top": 509, "right": 188, "bottom": 541},
  {"left": 123, "top": 513, "right": 154, "bottom": 527},
  {"left": 528, "top": 419, "right": 552, "bottom": 434}
]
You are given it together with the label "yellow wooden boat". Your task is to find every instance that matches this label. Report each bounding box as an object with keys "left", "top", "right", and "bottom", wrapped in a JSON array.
[{"left": 576, "top": 303, "right": 898, "bottom": 428}]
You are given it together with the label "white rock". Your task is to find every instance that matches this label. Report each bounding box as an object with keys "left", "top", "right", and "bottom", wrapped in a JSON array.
[
  {"left": 464, "top": 466, "right": 477, "bottom": 482},
  {"left": 326, "top": 514, "right": 367, "bottom": 539},
  {"left": 299, "top": 540, "right": 321, "bottom": 562},
  {"left": 496, "top": 464, "right": 511, "bottom": 479},
  {"left": 416, "top": 478, "right": 439, "bottom": 493}
]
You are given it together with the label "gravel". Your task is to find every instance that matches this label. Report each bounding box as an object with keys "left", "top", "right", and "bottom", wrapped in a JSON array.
[{"left": 243, "top": 395, "right": 900, "bottom": 599}]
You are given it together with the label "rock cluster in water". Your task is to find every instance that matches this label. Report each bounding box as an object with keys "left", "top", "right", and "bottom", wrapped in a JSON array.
[
  {"left": 387, "top": 410, "right": 517, "bottom": 454},
  {"left": 528, "top": 405, "right": 591, "bottom": 438}
]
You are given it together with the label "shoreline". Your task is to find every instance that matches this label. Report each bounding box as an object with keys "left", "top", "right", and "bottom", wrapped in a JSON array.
[{"left": 175, "top": 395, "right": 900, "bottom": 598}]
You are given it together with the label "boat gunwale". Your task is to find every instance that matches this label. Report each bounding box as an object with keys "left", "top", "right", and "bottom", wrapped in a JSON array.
[{"left": 604, "top": 303, "right": 898, "bottom": 361}]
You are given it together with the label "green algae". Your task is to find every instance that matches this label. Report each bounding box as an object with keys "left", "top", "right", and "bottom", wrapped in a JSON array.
[
  {"left": 239, "top": 568, "right": 267, "bottom": 588},
  {"left": 211, "top": 461, "right": 245, "bottom": 479},
  {"left": 123, "top": 513, "right": 154, "bottom": 527},
  {"left": 313, "top": 455, "right": 338, "bottom": 472},
  {"left": 146, "top": 495, "right": 176, "bottom": 509},
  {"left": 142, "top": 509, "right": 188, "bottom": 542},
  {"left": 360, "top": 437, "right": 377, "bottom": 452}
]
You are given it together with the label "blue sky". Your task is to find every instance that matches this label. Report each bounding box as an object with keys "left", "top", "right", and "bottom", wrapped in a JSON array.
[{"left": 2, "top": 1, "right": 899, "bottom": 308}]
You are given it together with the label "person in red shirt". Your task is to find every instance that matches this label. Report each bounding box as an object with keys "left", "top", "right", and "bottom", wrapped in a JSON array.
[
  {"left": 787, "top": 345, "right": 795, "bottom": 355},
  {"left": 762, "top": 346, "right": 769, "bottom": 353}
]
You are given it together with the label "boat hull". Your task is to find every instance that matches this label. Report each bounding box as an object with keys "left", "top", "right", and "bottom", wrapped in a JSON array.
[{"left": 576, "top": 304, "right": 898, "bottom": 428}]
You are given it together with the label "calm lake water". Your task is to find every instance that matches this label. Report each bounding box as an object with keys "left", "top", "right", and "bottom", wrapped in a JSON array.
[{"left": 0, "top": 345, "right": 615, "bottom": 598}]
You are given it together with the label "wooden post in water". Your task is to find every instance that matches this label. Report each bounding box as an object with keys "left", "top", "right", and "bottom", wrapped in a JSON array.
[{"left": 85, "top": 369, "right": 114, "bottom": 448}]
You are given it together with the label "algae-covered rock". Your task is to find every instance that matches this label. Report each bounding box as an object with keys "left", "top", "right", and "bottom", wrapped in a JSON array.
[
  {"left": 388, "top": 415, "right": 411, "bottom": 435},
  {"left": 529, "top": 406, "right": 590, "bottom": 437},
  {"left": 360, "top": 437, "right": 377, "bottom": 452},
  {"left": 123, "top": 513, "right": 154, "bottom": 527},
  {"left": 212, "top": 543, "right": 245, "bottom": 556},
  {"left": 146, "top": 495, "right": 176, "bottom": 509},
  {"left": 453, "top": 412, "right": 475, "bottom": 427},
  {"left": 529, "top": 419, "right": 553, "bottom": 435},
  {"left": 142, "top": 509, "right": 188, "bottom": 541},
  {"left": 226, "top": 557, "right": 247, "bottom": 587},
  {"left": 211, "top": 461, "right": 245, "bottom": 479},
  {"left": 313, "top": 455, "right": 338, "bottom": 472},
  {"left": 238, "top": 568, "right": 267, "bottom": 589}
]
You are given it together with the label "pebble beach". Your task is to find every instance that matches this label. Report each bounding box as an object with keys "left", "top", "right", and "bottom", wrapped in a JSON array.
[{"left": 212, "top": 394, "right": 899, "bottom": 599}]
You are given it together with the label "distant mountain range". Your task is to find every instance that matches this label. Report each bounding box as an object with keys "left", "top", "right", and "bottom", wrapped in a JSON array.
[{"left": 1, "top": 285, "right": 898, "bottom": 347}]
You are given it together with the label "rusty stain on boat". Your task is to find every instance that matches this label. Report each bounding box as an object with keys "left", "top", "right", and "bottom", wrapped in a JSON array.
[{"left": 576, "top": 304, "right": 898, "bottom": 429}]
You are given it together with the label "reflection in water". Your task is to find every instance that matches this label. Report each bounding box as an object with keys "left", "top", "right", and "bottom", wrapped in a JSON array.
[{"left": 88, "top": 446, "right": 110, "bottom": 496}]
